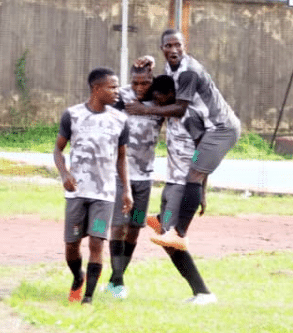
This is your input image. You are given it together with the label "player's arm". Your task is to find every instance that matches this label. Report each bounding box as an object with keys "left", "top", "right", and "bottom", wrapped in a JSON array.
[
  {"left": 53, "top": 110, "right": 77, "bottom": 192},
  {"left": 199, "top": 175, "right": 208, "bottom": 216},
  {"left": 126, "top": 99, "right": 187, "bottom": 118},
  {"left": 125, "top": 70, "right": 198, "bottom": 118},
  {"left": 54, "top": 135, "right": 77, "bottom": 192},
  {"left": 117, "top": 144, "right": 133, "bottom": 214}
]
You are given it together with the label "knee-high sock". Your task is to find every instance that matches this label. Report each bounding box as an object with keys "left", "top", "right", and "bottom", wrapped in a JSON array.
[
  {"left": 67, "top": 258, "right": 82, "bottom": 281},
  {"left": 84, "top": 263, "right": 102, "bottom": 297},
  {"left": 176, "top": 183, "right": 202, "bottom": 237},
  {"left": 123, "top": 241, "right": 137, "bottom": 273},
  {"left": 169, "top": 250, "right": 210, "bottom": 295},
  {"left": 109, "top": 240, "right": 125, "bottom": 286}
]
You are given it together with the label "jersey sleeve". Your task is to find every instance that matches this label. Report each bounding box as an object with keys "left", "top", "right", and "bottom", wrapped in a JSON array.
[
  {"left": 176, "top": 70, "right": 199, "bottom": 102},
  {"left": 59, "top": 110, "right": 71, "bottom": 140},
  {"left": 118, "top": 120, "right": 129, "bottom": 146}
]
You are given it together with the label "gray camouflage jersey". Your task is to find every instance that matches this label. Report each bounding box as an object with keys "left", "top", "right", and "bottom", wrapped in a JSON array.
[
  {"left": 118, "top": 86, "right": 164, "bottom": 181},
  {"left": 59, "top": 103, "right": 129, "bottom": 202},
  {"left": 166, "top": 117, "right": 195, "bottom": 185},
  {"left": 165, "top": 54, "right": 240, "bottom": 139}
]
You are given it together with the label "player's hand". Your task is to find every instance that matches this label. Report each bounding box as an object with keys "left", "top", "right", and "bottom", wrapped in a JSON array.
[
  {"left": 199, "top": 196, "right": 206, "bottom": 216},
  {"left": 122, "top": 191, "right": 133, "bottom": 214},
  {"left": 134, "top": 55, "right": 155, "bottom": 69},
  {"left": 125, "top": 100, "right": 148, "bottom": 115},
  {"left": 61, "top": 172, "right": 77, "bottom": 192}
]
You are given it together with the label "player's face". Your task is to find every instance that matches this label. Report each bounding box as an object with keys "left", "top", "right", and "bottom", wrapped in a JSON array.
[
  {"left": 161, "top": 33, "right": 185, "bottom": 67},
  {"left": 131, "top": 72, "right": 153, "bottom": 101},
  {"left": 153, "top": 91, "right": 175, "bottom": 106},
  {"left": 96, "top": 75, "right": 119, "bottom": 105}
]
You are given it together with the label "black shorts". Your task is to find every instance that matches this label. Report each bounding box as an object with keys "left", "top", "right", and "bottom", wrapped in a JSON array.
[
  {"left": 64, "top": 198, "right": 114, "bottom": 243},
  {"left": 112, "top": 179, "right": 152, "bottom": 228}
]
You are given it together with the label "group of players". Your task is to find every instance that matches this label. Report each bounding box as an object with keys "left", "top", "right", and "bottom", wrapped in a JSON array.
[{"left": 54, "top": 29, "right": 241, "bottom": 305}]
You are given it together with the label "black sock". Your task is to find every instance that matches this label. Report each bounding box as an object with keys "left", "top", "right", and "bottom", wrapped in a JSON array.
[
  {"left": 169, "top": 250, "right": 210, "bottom": 295},
  {"left": 84, "top": 263, "right": 102, "bottom": 298},
  {"left": 123, "top": 241, "right": 137, "bottom": 273},
  {"left": 175, "top": 183, "right": 202, "bottom": 237},
  {"left": 67, "top": 258, "right": 83, "bottom": 290},
  {"left": 109, "top": 240, "right": 125, "bottom": 286}
]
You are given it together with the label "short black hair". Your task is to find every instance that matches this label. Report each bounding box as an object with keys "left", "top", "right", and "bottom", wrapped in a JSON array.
[
  {"left": 151, "top": 75, "right": 176, "bottom": 95},
  {"left": 130, "top": 64, "right": 152, "bottom": 75},
  {"left": 161, "top": 28, "right": 182, "bottom": 45},
  {"left": 88, "top": 67, "right": 115, "bottom": 89}
]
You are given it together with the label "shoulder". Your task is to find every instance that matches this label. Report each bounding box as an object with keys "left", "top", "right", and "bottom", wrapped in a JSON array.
[
  {"left": 185, "top": 55, "right": 204, "bottom": 73},
  {"left": 67, "top": 103, "right": 87, "bottom": 115},
  {"left": 119, "top": 85, "right": 136, "bottom": 103},
  {"left": 106, "top": 105, "right": 128, "bottom": 122}
]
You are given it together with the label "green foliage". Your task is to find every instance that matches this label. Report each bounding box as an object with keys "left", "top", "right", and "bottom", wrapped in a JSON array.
[
  {"left": 0, "top": 123, "right": 60, "bottom": 152},
  {"left": 228, "top": 132, "right": 292, "bottom": 160},
  {"left": 0, "top": 126, "right": 291, "bottom": 160},
  {"left": 9, "top": 49, "right": 35, "bottom": 127},
  {"left": 8, "top": 252, "right": 293, "bottom": 333}
]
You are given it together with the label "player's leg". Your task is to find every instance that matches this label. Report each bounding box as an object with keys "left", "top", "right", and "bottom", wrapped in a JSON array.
[
  {"left": 108, "top": 179, "right": 129, "bottom": 290},
  {"left": 123, "top": 180, "right": 152, "bottom": 272},
  {"left": 176, "top": 127, "right": 240, "bottom": 238},
  {"left": 64, "top": 198, "right": 87, "bottom": 302},
  {"left": 155, "top": 184, "right": 211, "bottom": 299},
  {"left": 82, "top": 199, "right": 114, "bottom": 304}
]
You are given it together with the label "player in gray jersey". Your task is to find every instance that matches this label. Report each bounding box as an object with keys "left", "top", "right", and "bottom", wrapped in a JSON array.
[
  {"left": 105, "top": 64, "right": 164, "bottom": 298},
  {"left": 54, "top": 68, "right": 133, "bottom": 304},
  {"left": 126, "top": 29, "right": 241, "bottom": 305}
]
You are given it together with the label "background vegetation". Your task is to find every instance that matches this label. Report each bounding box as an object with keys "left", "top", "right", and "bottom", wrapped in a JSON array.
[{"left": 0, "top": 124, "right": 292, "bottom": 160}]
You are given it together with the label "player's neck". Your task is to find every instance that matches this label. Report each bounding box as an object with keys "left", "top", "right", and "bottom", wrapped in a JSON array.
[{"left": 86, "top": 99, "right": 106, "bottom": 113}]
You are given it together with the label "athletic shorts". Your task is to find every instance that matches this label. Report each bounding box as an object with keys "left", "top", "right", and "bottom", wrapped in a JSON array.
[
  {"left": 64, "top": 198, "right": 114, "bottom": 243},
  {"left": 190, "top": 126, "right": 241, "bottom": 174},
  {"left": 111, "top": 179, "right": 152, "bottom": 228},
  {"left": 159, "top": 183, "right": 185, "bottom": 232}
]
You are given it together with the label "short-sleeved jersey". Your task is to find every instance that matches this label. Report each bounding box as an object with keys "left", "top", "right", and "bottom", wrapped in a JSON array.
[
  {"left": 59, "top": 103, "right": 129, "bottom": 202},
  {"left": 165, "top": 54, "right": 240, "bottom": 141},
  {"left": 166, "top": 117, "right": 195, "bottom": 185},
  {"left": 117, "top": 85, "right": 164, "bottom": 181}
]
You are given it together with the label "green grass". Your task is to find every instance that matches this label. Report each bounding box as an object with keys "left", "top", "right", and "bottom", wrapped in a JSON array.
[
  {"left": 0, "top": 124, "right": 59, "bottom": 153},
  {"left": 0, "top": 158, "right": 59, "bottom": 178},
  {"left": 0, "top": 124, "right": 291, "bottom": 160},
  {"left": 0, "top": 181, "right": 292, "bottom": 221},
  {"left": 149, "top": 185, "right": 293, "bottom": 216},
  {"left": 8, "top": 251, "right": 293, "bottom": 333},
  {"left": 0, "top": 181, "right": 64, "bottom": 221}
]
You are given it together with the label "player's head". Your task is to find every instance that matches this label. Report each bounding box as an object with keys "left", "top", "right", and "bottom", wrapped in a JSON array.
[
  {"left": 152, "top": 75, "right": 176, "bottom": 106},
  {"left": 130, "top": 64, "right": 153, "bottom": 101},
  {"left": 161, "top": 29, "right": 185, "bottom": 67},
  {"left": 88, "top": 67, "right": 119, "bottom": 105}
]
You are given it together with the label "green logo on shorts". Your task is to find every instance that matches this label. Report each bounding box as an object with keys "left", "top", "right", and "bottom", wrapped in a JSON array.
[
  {"left": 92, "top": 219, "right": 106, "bottom": 233},
  {"left": 163, "top": 210, "right": 172, "bottom": 224},
  {"left": 192, "top": 150, "right": 200, "bottom": 163},
  {"left": 132, "top": 209, "right": 145, "bottom": 224}
]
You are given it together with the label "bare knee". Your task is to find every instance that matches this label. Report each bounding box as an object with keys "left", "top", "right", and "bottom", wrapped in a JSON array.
[
  {"left": 111, "top": 225, "right": 127, "bottom": 240},
  {"left": 187, "top": 169, "right": 206, "bottom": 184},
  {"left": 65, "top": 240, "right": 81, "bottom": 260},
  {"left": 125, "top": 226, "right": 140, "bottom": 243}
]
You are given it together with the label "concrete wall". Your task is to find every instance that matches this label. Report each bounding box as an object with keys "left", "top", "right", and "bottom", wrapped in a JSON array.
[{"left": 0, "top": 0, "right": 292, "bottom": 133}]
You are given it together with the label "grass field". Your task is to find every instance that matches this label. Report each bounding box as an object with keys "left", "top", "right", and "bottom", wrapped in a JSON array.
[
  {"left": 1, "top": 181, "right": 293, "bottom": 221},
  {"left": 7, "top": 251, "right": 293, "bottom": 333},
  {"left": 0, "top": 125, "right": 292, "bottom": 160}
]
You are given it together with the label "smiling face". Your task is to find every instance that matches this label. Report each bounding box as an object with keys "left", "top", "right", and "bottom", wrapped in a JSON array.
[
  {"left": 131, "top": 72, "right": 153, "bottom": 101},
  {"left": 161, "top": 32, "right": 185, "bottom": 68}
]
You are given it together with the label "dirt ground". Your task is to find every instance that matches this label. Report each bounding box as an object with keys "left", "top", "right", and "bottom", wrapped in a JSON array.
[{"left": 1, "top": 214, "right": 293, "bottom": 332}]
